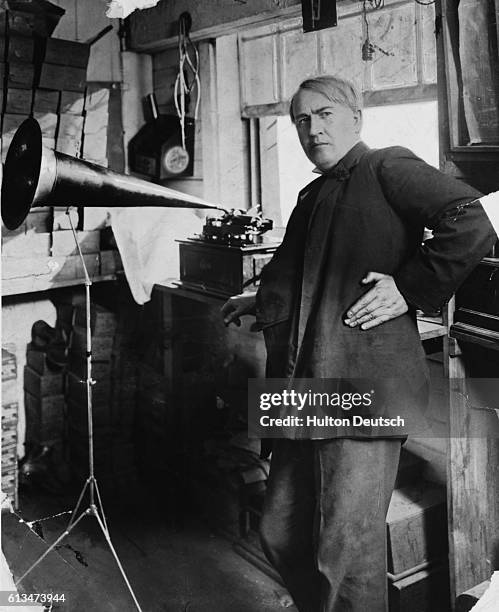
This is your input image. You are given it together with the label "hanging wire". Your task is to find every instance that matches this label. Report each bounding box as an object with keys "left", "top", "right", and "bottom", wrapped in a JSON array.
[
  {"left": 415, "top": 0, "right": 436, "bottom": 4},
  {"left": 174, "top": 13, "right": 201, "bottom": 150}
]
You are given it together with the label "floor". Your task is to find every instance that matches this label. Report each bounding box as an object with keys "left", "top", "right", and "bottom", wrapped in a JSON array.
[{"left": 2, "top": 480, "right": 296, "bottom": 612}]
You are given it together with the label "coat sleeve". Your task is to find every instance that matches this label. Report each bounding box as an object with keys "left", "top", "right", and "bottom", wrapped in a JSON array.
[{"left": 375, "top": 147, "right": 497, "bottom": 313}]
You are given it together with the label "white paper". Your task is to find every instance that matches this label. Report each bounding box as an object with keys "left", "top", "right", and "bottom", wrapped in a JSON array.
[
  {"left": 110, "top": 208, "right": 204, "bottom": 305},
  {"left": 470, "top": 571, "right": 499, "bottom": 611},
  {"left": 480, "top": 191, "right": 499, "bottom": 238},
  {"left": 105, "top": 0, "right": 161, "bottom": 19}
]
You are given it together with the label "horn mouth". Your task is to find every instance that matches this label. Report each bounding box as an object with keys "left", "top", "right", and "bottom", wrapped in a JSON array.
[{"left": 1, "top": 118, "right": 43, "bottom": 230}]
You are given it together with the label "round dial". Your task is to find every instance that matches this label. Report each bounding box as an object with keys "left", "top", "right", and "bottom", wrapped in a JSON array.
[{"left": 162, "top": 145, "right": 190, "bottom": 175}]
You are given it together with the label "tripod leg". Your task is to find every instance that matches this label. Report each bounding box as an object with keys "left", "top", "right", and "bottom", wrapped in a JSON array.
[
  {"left": 93, "top": 511, "right": 143, "bottom": 612},
  {"left": 15, "top": 511, "right": 88, "bottom": 586},
  {"left": 68, "top": 478, "right": 90, "bottom": 528},
  {"left": 92, "top": 478, "right": 109, "bottom": 532}
]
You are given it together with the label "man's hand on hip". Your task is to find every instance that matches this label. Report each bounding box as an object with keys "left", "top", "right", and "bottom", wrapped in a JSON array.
[
  {"left": 221, "top": 292, "right": 257, "bottom": 327},
  {"left": 344, "top": 272, "right": 408, "bottom": 330}
]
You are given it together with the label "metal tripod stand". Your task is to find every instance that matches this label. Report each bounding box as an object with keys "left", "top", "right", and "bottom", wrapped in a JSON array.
[{"left": 15, "top": 213, "right": 143, "bottom": 612}]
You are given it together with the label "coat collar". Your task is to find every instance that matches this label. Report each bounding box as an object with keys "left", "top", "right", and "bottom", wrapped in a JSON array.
[{"left": 313, "top": 141, "right": 370, "bottom": 181}]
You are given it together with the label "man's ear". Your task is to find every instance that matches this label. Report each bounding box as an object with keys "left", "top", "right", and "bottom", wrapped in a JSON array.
[{"left": 354, "top": 109, "right": 363, "bottom": 134}]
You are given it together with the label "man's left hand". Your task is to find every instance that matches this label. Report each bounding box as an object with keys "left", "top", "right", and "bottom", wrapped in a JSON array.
[{"left": 344, "top": 272, "right": 408, "bottom": 330}]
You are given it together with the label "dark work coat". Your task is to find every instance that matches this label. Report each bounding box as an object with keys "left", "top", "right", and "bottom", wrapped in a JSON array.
[{"left": 255, "top": 142, "right": 496, "bottom": 438}]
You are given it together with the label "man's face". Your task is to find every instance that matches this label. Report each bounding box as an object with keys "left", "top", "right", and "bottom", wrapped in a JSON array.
[{"left": 292, "top": 89, "right": 362, "bottom": 172}]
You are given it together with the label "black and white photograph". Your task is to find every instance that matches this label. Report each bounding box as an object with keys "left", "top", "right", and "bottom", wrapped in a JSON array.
[{"left": 1, "top": 0, "right": 498, "bottom": 610}]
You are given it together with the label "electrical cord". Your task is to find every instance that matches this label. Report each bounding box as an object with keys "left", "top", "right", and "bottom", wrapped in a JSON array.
[{"left": 174, "top": 12, "right": 201, "bottom": 150}]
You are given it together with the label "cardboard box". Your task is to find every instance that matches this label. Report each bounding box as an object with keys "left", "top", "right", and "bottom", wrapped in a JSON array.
[
  {"left": 33, "top": 112, "right": 57, "bottom": 139},
  {"left": 4, "top": 86, "right": 32, "bottom": 114},
  {"left": 39, "top": 62, "right": 86, "bottom": 92},
  {"left": 24, "top": 365, "right": 63, "bottom": 397},
  {"left": 7, "top": 60, "right": 34, "bottom": 89},
  {"left": 25, "top": 209, "right": 52, "bottom": 233},
  {"left": 2, "top": 347, "right": 17, "bottom": 382},
  {"left": 51, "top": 229, "right": 100, "bottom": 256},
  {"left": 1, "top": 402, "right": 18, "bottom": 426},
  {"left": 388, "top": 563, "right": 450, "bottom": 612},
  {"left": 60, "top": 90, "right": 85, "bottom": 115},
  {"left": 7, "top": 10, "right": 36, "bottom": 36},
  {"left": 33, "top": 88, "right": 59, "bottom": 114},
  {"left": 70, "top": 326, "right": 114, "bottom": 361},
  {"left": 68, "top": 354, "right": 112, "bottom": 381},
  {"left": 24, "top": 392, "right": 65, "bottom": 443},
  {"left": 73, "top": 304, "right": 117, "bottom": 337},
  {"left": 2, "top": 112, "right": 27, "bottom": 138},
  {"left": 2, "top": 379, "right": 18, "bottom": 405},
  {"left": 100, "top": 249, "right": 123, "bottom": 275},
  {"left": 52, "top": 207, "right": 79, "bottom": 231},
  {"left": 7, "top": 34, "right": 34, "bottom": 62},
  {"left": 56, "top": 134, "right": 81, "bottom": 156},
  {"left": 43, "top": 38, "right": 89, "bottom": 68},
  {"left": 387, "top": 484, "right": 447, "bottom": 575},
  {"left": 1, "top": 232, "right": 51, "bottom": 257},
  {"left": 66, "top": 398, "right": 111, "bottom": 429},
  {"left": 74, "top": 253, "right": 100, "bottom": 279}
]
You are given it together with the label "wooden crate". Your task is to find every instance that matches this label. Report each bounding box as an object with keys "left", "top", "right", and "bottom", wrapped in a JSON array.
[
  {"left": 2, "top": 347, "right": 17, "bottom": 382},
  {"left": 73, "top": 304, "right": 117, "bottom": 337},
  {"left": 60, "top": 90, "right": 85, "bottom": 115},
  {"left": 51, "top": 230, "right": 100, "bottom": 257},
  {"left": 43, "top": 38, "right": 89, "bottom": 68},
  {"left": 24, "top": 365, "right": 63, "bottom": 397},
  {"left": 388, "top": 563, "right": 450, "bottom": 612},
  {"left": 24, "top": 392, "right": 65, "bottom": 443},
  {"left": 6, "top": 60, "right": 34, "bottom": 89},
  {"left": 1, "top": 232, "right": 51, "bottom": 257},
  {"left": 39, "top": 62, "right": 86, "bottom": 92},
  {"left": 387, "top": 483, "right": 447, "bottom": 575},
  {"left": 4, "top": 86, "right": 32, "bottom": 114},
  {"left": 32, "top": 88, "right": 60, "bottom": 113},
  {"left": 7, "top": 34, "right": 34, "bottom": 63},
  {"left": 66, "top": 370, "right": 111, "bottom": 405}
]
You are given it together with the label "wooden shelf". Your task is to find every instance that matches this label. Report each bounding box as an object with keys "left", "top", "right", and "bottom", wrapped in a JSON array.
[
  {"left": 2, "top": 273, "right": 119, "bottom": 297},
  {"left": 417, "top": 319, "right": 447, "bottom": 341},
  {"left": 446, "top": 147, "right": 499, "bottom": 163}
]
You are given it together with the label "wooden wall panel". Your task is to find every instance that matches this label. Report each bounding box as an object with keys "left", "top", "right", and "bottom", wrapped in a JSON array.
[
  {"left": 153, "top": 48, "right": 179, "bottom": 114},
  {"left": 420, "top": 3, "right": 437, "bottom": 84},
  {"left": 320, "top": 14, "right": 364, "bottom": 90},
  {"left": 280, "top": 19, "right": 319, "bottom": 99},
  {"left": 239, "top": 0, "right": 437, "bottom": 115},
  {"left": 368, "top": 2, "right": 418, "bottom": 90},
  {"left": 128, "top": 0, "right": 301, "bottom": 51},
  {"left": 239, "top": 26, "right": 279, "bottom": 107}
]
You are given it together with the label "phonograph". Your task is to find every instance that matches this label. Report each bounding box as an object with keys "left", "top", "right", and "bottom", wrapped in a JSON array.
[{"left": 177, "top": 208, "right": 279, "bottom": 298}]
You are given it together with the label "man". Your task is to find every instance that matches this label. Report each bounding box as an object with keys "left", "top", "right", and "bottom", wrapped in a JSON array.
[{"left": 221, "top": 75, "right": 496, "bottom": 611}]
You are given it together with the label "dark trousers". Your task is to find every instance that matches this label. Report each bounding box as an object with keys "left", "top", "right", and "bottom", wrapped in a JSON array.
[{"left": 259, "top": 438, "right": 402, "bottom": 612}]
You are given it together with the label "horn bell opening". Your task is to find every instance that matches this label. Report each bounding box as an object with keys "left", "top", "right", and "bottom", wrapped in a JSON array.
[{"left": 1, "top": 118, "right": 43, "bottom": 230}]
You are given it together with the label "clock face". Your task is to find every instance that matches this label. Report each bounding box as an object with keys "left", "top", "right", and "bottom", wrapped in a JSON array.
[{"left": 162, "top": 145, "right": 190, "bottom": 175}]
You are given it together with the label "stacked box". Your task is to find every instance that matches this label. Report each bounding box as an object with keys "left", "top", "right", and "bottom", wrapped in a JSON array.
[
  {"left": 66, "top": 303, "right": 138, "bottom": 495},
  {"left": 387, "top": 483, "right": 451, "bottom": 611},
  {"left": 0, "top": 6, "right": 90, "bottom": 252},
  {"left": 2, "top": 346, "right": 18, "bottom": 508},
  {"left": 23, "top": 346, "right": 65, "bottom": 460}
]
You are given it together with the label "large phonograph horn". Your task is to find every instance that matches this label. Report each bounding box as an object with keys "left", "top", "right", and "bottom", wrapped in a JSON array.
[{"left": 1, "top": 118, "right": 225, "bottom": 231}]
